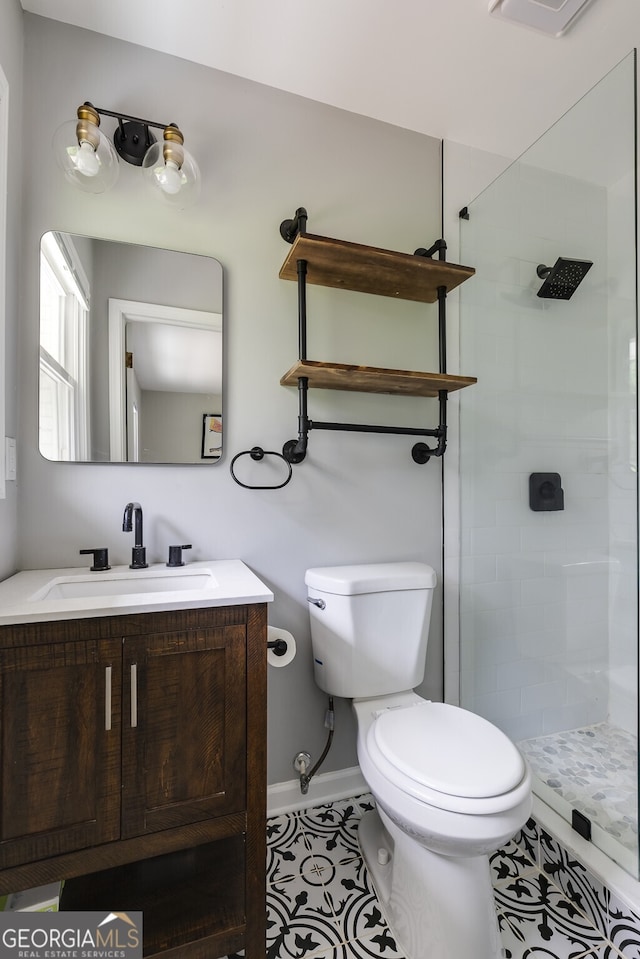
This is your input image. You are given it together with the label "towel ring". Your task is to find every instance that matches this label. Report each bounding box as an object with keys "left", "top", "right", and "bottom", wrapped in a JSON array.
[{"left": 230, "top": 446, "right": 293, "bottom": 490}]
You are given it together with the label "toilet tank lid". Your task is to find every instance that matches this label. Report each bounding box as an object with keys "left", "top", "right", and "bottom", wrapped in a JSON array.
[{"left": 305, "top": 562, "right": 437, "bottom": 595}]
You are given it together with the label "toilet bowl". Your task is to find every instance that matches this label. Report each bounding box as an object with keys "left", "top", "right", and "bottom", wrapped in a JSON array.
[
  {"left": 305, "top": 563, "right": 532, "bottom": 959},
  {"left": 355, "top": 693, "right": 531, "bottom": 853},
  {"left": 352, "top": 692, "right": 531, "bottom": 958}
]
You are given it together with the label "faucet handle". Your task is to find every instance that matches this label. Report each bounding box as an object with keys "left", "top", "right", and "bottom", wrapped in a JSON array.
[
  {"left": 166, "top": 544, "right": 192, "bottom": 568},
  {"left": 79, "top": 548, "right": 111, "bottom": 572}
]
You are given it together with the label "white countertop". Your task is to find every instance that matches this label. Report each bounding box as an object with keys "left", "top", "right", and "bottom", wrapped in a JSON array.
[{"left": 0, "top": 559, "right": 274, "bottom": 626}]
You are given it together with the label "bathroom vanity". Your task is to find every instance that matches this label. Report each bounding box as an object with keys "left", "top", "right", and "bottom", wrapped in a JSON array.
[{"left": 0, "top": 561, "right": 273, "bottom": 959}]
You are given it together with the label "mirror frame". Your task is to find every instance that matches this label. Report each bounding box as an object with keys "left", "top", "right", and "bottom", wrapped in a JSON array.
[{"left": 38, "top": 231, "right": 223, "bottom": 465}]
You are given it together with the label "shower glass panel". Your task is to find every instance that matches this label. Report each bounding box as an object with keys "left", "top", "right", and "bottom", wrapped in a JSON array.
[{"left": 458, "top": 51, "right": 638, "bottom": 877}]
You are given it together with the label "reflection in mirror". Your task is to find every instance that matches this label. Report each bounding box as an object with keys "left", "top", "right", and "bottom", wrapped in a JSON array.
[{"left": 38, "top": 232, "right": 223, "bottom": 464}]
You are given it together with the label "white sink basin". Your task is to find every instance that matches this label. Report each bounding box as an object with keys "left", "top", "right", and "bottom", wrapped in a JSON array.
[
  {"left": 0, "top": 560, "right": 273, "bottom": 625},
  {"left": 30, "top": 568, "right": 216, "bottom": 601}
]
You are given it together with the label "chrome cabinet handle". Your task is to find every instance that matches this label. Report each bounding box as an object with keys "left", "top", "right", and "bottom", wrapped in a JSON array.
[
  {"left": 307, "top": 597, "right": 326, "bottom": 610},
  {"left": 130, "top": 663, "right": 138, "bottom": 728},
  {"left": 105, "top": 666, "right": 112, "bottom": 731}
]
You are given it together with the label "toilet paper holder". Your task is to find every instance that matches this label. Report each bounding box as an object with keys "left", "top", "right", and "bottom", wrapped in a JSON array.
[
  {"left": 267, "top": 637, "right": 289, "bottom": 657},
  {"left": 267, "top": 626, "right": 297, "bottom": 667}
]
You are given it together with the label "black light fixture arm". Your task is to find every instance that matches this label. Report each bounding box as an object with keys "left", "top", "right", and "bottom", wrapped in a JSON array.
[
  {"left": 81, "top": 102, "right": 185, "bottom": 168},
  {"left": 88, "top": 103, "right": 176, "bottom": 134}
]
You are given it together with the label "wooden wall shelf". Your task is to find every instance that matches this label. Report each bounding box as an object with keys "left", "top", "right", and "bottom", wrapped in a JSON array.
[
  {"left": 276, "top": 207, "right": 477, "bottom": 463},
  {"left": 281, "top": 360, "right": 477, "bottom": 397},
  {"left": 279, "top": 232, "right": 475, "bottom": 303}
]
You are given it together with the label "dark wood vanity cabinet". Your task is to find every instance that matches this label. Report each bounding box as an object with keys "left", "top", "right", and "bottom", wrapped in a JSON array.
[
  {"left": 0, "top": 636, "right": 123, "bottom": 864},
  {"left": 120, "top": 624, "right": 247, "bottom": 839},
  {"left": 0, "top": 602, "right": 268, "bottom": 959}
]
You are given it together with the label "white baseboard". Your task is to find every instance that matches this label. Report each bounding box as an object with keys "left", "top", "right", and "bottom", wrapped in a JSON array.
[{"left": 267, "top": 765, "right": 368, "bottom": 818}]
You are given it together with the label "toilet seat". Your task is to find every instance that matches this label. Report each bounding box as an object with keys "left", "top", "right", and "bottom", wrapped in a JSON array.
[{"left": 365, "top": 700, "right": 529, "bottom": 815}]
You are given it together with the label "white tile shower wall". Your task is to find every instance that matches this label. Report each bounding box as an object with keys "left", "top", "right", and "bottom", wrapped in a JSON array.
[
  {"left": 460, "top": 161, "right": 612, "bottom": 742},
  {"left": 606, "top": 169, "right": 638, "bottom": 736}
]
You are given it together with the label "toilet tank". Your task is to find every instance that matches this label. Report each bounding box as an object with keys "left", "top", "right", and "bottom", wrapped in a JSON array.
[{"left": 305, "top": 562, "right": 436, "bottom": 699}]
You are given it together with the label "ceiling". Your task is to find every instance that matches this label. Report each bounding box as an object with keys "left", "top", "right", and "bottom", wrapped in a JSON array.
[
  {"left": 20, "top": 0, "right": 639, "bottom": 160},
  {"left": 127, "top": 322, "right": 222, "bottom": 395}
]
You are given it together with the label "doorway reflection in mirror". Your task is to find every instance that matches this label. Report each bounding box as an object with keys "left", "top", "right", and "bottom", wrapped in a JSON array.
[{"left": 38, "top": 232, "right": 223, "bottom": 465}]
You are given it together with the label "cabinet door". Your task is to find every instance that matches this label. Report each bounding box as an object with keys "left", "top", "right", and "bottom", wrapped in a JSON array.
[
  {"left": 0, "top": 638, "right": 122, "bottom": 869},
  {"left": 121, "top": 624, "right": 246, "bottom": 838}
]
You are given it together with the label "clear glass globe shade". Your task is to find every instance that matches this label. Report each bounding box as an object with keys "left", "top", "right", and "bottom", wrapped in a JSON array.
[
  {"left": 52, "top": 119, "right": 120, "bottom": 194},
  {"left": 141, "top": 141, "right": 201, "bottom": 209}
]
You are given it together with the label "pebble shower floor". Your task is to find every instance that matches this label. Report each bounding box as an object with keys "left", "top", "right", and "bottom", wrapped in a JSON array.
[
  {"left": 519, "top": 723, "right": 638, "bottom": 856},
  {"left": 221, "top": 793, "right": 640, "bottom": 959}
]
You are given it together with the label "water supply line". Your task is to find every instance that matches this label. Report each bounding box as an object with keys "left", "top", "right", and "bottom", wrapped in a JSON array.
[{"left": 299, "top": 696, "right": 335, "bottom": 795}]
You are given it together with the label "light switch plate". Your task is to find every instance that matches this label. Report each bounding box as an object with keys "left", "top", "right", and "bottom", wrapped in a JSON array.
[{"left": 5, "top": 437, "right": 16, "bottom": 481}]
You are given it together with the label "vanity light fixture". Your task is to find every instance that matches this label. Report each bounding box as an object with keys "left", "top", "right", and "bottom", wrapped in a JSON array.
[{"left": 53, "top": 102, "right": 200, "bottom": 207}]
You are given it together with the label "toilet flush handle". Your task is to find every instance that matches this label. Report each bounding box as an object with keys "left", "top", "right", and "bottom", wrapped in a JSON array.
[{"left": 307, "top": 597, "right": 326, "bottom": 610}]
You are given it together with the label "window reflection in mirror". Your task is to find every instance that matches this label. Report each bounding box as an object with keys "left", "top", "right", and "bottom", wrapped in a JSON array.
[{"left": 38, "top": 233, "right": 223, "bottom": 464}]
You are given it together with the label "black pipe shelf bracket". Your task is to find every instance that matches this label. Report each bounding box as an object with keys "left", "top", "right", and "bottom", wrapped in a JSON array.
[{"left": 277, "top": 207, "right": 477, "bottom": 465}]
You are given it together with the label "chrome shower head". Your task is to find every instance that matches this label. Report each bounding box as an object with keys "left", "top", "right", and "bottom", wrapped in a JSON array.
[{"left": 536, "top": 257, "right": 593, "bottom": 299}]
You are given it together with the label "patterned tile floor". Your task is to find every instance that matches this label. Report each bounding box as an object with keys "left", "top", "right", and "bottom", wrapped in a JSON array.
[
  {"left": 519, "top": 723, "right": 638, "bottom": 855},
  {"left": 261, "top": 794, "right": 640, "bottom": 959}
]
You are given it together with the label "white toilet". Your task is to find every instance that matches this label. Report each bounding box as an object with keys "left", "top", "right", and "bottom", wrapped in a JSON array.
[{"left": 305, "top": 562, "right": 532, "bottom": 959}]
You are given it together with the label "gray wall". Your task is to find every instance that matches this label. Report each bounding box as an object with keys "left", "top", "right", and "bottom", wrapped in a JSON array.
[
  {"left": 140, "top": 391, "right": 221, "bottom": 463},
  {"left": 0, "top": 0, "right": 23, "bottom": 580},
  {"left": 19, "top": 13, "right": 444, "bottom": 785}
]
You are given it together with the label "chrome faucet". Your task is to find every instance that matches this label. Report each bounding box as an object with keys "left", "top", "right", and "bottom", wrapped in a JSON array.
[{"left": 122, "top": 502, "right": 148, "bottom": 569}]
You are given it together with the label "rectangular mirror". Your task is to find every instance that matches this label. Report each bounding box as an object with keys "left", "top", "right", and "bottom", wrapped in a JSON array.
[{"left": 38, "top": 232, "right": 223, "bottom": 464}]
